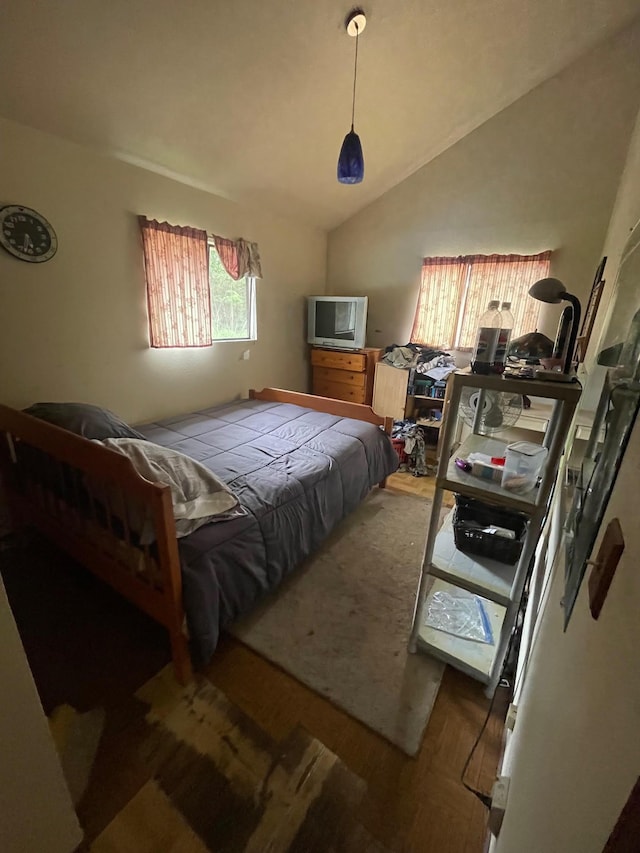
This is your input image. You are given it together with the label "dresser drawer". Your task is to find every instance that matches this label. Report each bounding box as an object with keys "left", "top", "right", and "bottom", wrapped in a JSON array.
[
  {"left": 313, "top": 366, "right": 366, "bottom": 389},
  {"left": 313, "top": 380, "right": 366, "bottom": 404},
  {"left": 311, "top": 349, "right": 367, "bottom": 372}
]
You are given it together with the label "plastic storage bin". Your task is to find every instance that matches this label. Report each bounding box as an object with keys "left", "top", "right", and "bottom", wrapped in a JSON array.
[
  {"left": 453, "top": 495, "right": 527, "bottom": 565},
  {"left": 501, "top": 441, "right": 548, "bottom": 494}
]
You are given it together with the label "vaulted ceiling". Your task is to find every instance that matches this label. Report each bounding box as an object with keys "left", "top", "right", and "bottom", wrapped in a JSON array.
[{"left": 2, "top": 0, "right": 639, "bottom": 229}]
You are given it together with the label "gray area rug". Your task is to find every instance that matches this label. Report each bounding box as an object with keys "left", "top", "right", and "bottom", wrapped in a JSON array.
[{"left": 231, "top": 489, "right": 444, "bottom": 756}]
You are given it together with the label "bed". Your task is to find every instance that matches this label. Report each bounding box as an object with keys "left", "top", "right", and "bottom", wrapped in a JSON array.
[{"left": 0, "top": 389, "right": 396, "bottom": 684}]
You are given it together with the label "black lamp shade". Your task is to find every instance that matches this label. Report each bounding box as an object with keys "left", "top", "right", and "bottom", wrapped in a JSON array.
[{"left": 337, "top": 130, "right": 364, "bottom": 184}]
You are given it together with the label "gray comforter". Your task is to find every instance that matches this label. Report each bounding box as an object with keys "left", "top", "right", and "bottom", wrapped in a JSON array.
[{"left": 136, "top": 398, "right": 398, "bottom": 662}]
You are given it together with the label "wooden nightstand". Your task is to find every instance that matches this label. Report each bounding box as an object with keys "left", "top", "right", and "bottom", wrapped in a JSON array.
[{"left": 311, "top": 346, "right": 382, "bottom": 405}]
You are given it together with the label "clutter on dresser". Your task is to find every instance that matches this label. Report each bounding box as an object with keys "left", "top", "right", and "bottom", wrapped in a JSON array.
[
  {"left": 380, "top": 343, "right": 456, "bottom": 375},
  {"left": 375, "top": 344, "right": 457, "bottom": 476}
]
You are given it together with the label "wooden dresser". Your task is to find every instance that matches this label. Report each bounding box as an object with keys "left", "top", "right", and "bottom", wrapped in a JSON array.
[{"left": 311, "top": 346, "right": 382, "bottom": 405}]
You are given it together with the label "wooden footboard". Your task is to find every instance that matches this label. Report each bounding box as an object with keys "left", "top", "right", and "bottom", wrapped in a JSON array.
[
  {"left": 249, "top": 387, "right": 393, "bottom": 434},
  {"left": 0, "top": 405, "right": 191, "bottom": 685}
]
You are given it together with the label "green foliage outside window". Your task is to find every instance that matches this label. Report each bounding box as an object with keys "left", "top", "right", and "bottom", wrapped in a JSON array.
[{"left": 209, "top": 248, "right": 254, "bottom": 340}]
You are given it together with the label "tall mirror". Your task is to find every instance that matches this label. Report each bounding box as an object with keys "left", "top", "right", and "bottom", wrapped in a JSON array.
[{"left": 564, "top": 221, "right": 640, "bottom": 626}]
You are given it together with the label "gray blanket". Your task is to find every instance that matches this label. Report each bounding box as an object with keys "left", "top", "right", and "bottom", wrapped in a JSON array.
[{"left": 136, "top": 398, "right": 399, "bottom": 662}]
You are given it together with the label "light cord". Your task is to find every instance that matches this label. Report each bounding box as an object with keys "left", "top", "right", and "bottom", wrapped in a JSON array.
[{"left": 351, "top": 23, "right": 359, "bottom": 130}]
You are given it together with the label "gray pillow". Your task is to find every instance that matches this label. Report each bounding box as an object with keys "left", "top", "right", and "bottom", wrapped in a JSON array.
[{"left": 23, "top": 402, "right": 145, "bottom": 441}]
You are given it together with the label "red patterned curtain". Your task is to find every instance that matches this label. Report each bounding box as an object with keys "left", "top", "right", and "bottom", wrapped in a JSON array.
[
  {"left": 457, "top": 252, "right": 551, "bottom": 348},
  {"left": 213, "top": 235, "right": 262, "bottom": 280},
  {"left": 411, "top": 251, "right": 551, "bottom": 349},
  {"left": 410, "top": 257, "right": 468, "bottom": 348},
  {"left": 139, "top": 218, "right": 212, "bottom": 348}
]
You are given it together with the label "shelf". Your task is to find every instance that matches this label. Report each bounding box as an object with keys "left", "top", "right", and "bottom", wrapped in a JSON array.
[
  {"left": 505, "top": 401, "right": 600, "bottom": 441},
  {"left": 516, "top": 410, "right": 551, "bottom": 432},
  {"left": 430, "top": 510, "right": 517, "bottom": 605},
  {"left": 440, "top": 434, "right": 541, "bottom": 514},
  {"left": 417, "top": 578, "right": 506, "bottom": 684},
  {"left": 409, "top": 368, "right": 582, "bottom": 692},
  {"left": 454, "top": 370, "right": 582, "bottom": 402},
  {"left": 416, "top": 418, "right": 442, "bottom": 430}
]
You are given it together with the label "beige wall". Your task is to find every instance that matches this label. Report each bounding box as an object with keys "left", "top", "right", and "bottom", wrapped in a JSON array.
[
  {"left": 0, "top": 118, "right": 326, "bottom": 423},
  {"left": 326, "top": 23, "right": 640, "bottom": 349},
  {"left": 491, "top": 105, "right": 640, "bottom": 853}
]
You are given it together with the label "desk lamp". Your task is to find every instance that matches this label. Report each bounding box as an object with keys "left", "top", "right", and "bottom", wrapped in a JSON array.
[{"left": 528, "top": 277, "right": 581, "bottom": 381}]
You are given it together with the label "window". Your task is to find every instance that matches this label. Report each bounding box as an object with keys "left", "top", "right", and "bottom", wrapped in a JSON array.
[
  {"left": 138, "top": 216, "right": 261, "bottom": 348},
  {"left": 208, "top": 242, "right": 256, "bottom": 341},
  {"left": 410, "top": 252, "right": 551, "bottom": 349}
]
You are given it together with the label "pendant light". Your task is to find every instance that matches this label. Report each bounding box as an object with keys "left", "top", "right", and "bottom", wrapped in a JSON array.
[{"left": 337, "top": 9, "right": 366, "bottom": 184}]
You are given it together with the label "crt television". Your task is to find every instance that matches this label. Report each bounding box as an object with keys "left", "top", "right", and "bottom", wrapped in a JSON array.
[{"left": 307, "top": 295, "right": 368, "bottom": 350}]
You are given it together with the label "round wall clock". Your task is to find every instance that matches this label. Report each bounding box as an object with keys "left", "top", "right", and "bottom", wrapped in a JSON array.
[{"left": 0, "top": 205, "right": 58, "bottom": 263}]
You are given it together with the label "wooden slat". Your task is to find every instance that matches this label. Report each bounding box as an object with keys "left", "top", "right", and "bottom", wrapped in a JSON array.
[
  {"left": 9, "top": 490, "right": 170, "bottom": 625},
  {"left": 151, "top": 483, "right": 191, "bottom": 685},
  {"left": 0, "top": 402, "right": 190, "bottom": 684}
]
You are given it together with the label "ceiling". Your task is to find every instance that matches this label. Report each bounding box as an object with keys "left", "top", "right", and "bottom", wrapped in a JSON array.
[{"left": 2, "top": 0, "right": 639, "bottom": 229}]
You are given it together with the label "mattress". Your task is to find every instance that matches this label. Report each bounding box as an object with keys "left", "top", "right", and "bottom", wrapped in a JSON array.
[{"left": 137, "top": 398, "right": 399, "bottom": 661}]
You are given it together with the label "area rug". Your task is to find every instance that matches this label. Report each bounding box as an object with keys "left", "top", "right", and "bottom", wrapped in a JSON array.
[
  {"left": 230, "top": 489, "right": 444, "bottom": 757},
  {"left": 92, "top": 668, "right": 387, "bottom": 852}
]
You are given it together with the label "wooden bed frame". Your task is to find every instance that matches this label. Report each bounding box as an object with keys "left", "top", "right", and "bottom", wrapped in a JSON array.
[{"left": 0, "top": 389, "right": 392, "bottom": 685}]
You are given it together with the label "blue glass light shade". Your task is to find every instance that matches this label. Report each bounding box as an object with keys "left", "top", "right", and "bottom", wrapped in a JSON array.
[{"left": 337, "top": 129, "right": 364, "bottom": 184}]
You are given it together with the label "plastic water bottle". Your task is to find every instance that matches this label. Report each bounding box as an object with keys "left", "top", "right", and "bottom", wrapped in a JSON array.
[
  {"left": 471, "top": 300, "right": 502, "bottom": 374},
  {"left": 493, "top": 301, "right": 514, "bottom": 373}
]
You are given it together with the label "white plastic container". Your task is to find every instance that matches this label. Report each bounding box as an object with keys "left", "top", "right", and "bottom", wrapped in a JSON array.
[
  {"left": 501, "top": 441, "right": 548, "bottom": 494},
  {"left": 468, "top": 451, "right": 504, "bottom": 483}
]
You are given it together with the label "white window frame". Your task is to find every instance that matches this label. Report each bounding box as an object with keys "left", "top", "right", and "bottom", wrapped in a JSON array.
[{"left": 207, "top": 239, "right": 257, "bottom": 343}]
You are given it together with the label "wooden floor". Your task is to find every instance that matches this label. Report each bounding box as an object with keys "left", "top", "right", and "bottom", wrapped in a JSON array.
[
  {"left": 387, "top": 470, "right": 456, "bottom": 506},
  {"left": 3, "top": 474, "right": 506, "bottom": 853},
  {"left": 206, "top": 640, "right": 504, "bottom": 853},
  {"left": 204, "top": 474, "right": 502, "bottom": 852}
]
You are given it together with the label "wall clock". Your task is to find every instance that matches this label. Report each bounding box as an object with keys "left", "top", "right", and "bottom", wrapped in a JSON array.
[{"left": 0, "top": 204, "right": 58, "bottom": 263}]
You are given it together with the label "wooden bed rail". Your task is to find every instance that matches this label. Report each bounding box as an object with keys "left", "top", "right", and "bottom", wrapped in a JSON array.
[
  {"left": 0, "top": 404, "right": 191, "bottom": 685},
  {"left": 249, "top": 388, "right": 394, "bottom": 434}
]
